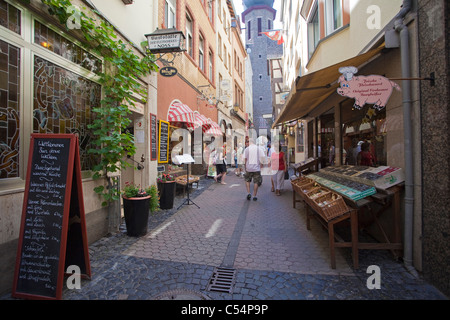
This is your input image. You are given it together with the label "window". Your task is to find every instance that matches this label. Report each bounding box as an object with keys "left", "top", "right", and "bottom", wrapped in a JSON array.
[
  {"left": 209, "top": 50, "right": 213, "bottom": 81},
  {"left": 224, "top": 45, "right": 227, "bottom": 68},
  {"left": 208, "top": 1, "right": 213, "bottom": 22},
  {"left": 218, "top": 34, "right": 222, "bottom": 59},
  {"left": 307, "top": 4, "right": 320, "bottom": 58},
  {"left": 257, "top": 18, "right": 262, "bottom": 36},
  {"left": 185, "top": 12, "right": 193, "bottom": 57},
  {"left": 325, "top": 0, "right": 342, "bottom": 35},
  {"left": 0, "top": 4, "right": 102, "bottom": 181},
  {"left": 164, "top": 0, "right": 177, "bottom": 29},
  {"left": 0, "top": 1, "right": 21, "bottom": 34},
  {"left": 268, "top": 19, "right": 272, "bottom": 31},
  {"left": 247, "top": 20, "right": 251, "bottom": 40},
  {"left": 0, "top": 39, "right": 20, "bottom": 178},
  {"left": 199, "top": 34, "right": 204, "bottom": 71}
]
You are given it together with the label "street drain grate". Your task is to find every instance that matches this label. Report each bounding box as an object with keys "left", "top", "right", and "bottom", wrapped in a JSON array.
[{"left": 207, "top": 267, "right": 236, "bottom": 294}]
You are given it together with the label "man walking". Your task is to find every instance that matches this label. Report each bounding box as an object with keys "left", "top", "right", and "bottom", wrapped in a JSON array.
[{"left": 243, "top": 138, "right": 266, "bottom": 201}]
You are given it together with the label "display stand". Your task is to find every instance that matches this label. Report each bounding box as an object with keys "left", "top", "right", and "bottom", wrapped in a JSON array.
[{"left": 175, "top": 154, "right": 199, "bottom": 210}]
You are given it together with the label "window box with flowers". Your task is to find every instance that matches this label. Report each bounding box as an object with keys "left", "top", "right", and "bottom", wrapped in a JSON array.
[
  {"left": 157, "top": 173, "right": 176, "bottom": 209},
  {"left": 122, "top": 183, "right": 159, "bottom": 237}
]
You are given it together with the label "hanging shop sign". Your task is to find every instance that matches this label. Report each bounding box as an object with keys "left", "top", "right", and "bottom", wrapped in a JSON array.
[
  {"left": 160, "top": 66, "right": 178, "bottom": 77},
  {"left": 145, "top": 28, "right": 185, "bottom": 54},
  {"left": 337, "top": 66, "right": 401, "bottom": 110}
]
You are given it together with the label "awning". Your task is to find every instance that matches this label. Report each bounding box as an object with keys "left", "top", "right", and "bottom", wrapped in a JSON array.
[
  {"left": 204, "top": 119, "right": 223, "bottom": 136},
  {"left": 193, "top": 111, "right": 209, "bottom": 129},
  {"left": 272, "top": 45, "right": 385, "bottom": 127},
  {"left": 167, "top": 102, "right": 197, "bottom": 129}
]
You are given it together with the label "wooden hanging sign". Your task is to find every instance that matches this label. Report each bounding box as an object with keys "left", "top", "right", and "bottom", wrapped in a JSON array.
[{"left": 12, "top": 134, "right": 91, "bottom": 300}]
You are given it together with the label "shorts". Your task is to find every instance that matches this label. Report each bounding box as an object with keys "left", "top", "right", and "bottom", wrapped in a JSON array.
[
  {"left": 244, "top": 171, "right": 262, "bottom": 186},
  {"left": 216, "top": 163, "right": 226, "bottom": 174}
]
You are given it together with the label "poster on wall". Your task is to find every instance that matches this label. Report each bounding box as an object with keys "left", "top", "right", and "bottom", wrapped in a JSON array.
[
  {"left": 158, "top": 120, "right": 170, "bottom": 163},
  {"left": 150, "top": 114, "right": 157, "bottom": 161},
  {"left": 337, "top": 66, "right": 401, "bottom": 110}
]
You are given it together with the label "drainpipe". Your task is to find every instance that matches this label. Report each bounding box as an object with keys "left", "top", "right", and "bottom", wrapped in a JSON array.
[{"left": 394, "top": 0, "right": 415, "bottom": 273}]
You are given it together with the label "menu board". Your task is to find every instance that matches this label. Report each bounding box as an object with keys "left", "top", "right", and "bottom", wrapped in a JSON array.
[
  {"left": 158, "top": 120, "right": 169, "bottom": 163},
  {"left": 12, "top": 134, "right": 90, "bottom": 300},
  {"left": 150, "top": 114, "right": 157, "bottom": 161}
]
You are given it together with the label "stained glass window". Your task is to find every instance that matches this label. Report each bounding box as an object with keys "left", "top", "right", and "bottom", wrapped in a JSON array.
[
  {"left": 34, "top": 20, "right": 102, "bottom": 74},
  {"left": 0, "top": 39, "right": 20, "bottom": 179},
  {"left": 33, "top": 56, "right": 101, "bottom": 171},
  {"left": 0, "top": 0, "right": 21, "bottom": 35}
]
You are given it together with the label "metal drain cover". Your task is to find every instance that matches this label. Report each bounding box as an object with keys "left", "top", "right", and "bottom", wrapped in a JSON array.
[
  {"left": 151, "top": 289, "right": 211, "bottom": 300},
  {"left": 207, "top": 267, "right": 236, "bottom": 294}
]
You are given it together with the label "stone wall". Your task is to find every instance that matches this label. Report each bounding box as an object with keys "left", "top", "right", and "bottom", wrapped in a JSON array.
[{"left": 418, "top": 0, "right": 450, "bottom": 297}]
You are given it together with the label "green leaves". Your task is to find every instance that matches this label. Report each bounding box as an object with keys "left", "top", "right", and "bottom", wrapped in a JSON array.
[{"left": 42, "top": 0, "right": 158, "bottom": 205}]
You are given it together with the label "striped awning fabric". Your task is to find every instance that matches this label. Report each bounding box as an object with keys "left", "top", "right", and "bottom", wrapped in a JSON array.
[
  {"left": 193, "top": 111, "right": 209, "bottom": 129},
  {"left": 204, "top": 119, "right": 223, "bottom": 136},
  {"left": 167, "top": 102, "right": 196, "bottom": 128}
]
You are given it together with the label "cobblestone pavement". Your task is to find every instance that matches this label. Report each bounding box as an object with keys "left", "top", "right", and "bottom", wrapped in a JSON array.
[{"left": 3, "top": 170, "right": 448, "bottom": 304}]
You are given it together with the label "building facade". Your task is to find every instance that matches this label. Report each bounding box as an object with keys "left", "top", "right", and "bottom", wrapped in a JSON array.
[
  {"left": 242, "top": 0, "right": 283, "bottom": 139},
  {"left": 275, "top": 0, "right": 449, "bottom": 297},
  {"left": 0, "top": 0, "right": 158, "bottom": 295},
  {"left": 417, "top": 0, "right": 450, "bottom": 296}
]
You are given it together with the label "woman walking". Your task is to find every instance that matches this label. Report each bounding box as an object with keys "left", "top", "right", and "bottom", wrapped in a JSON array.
[{"left": 270, "top": 143, "right": 287, "bottom": 196}]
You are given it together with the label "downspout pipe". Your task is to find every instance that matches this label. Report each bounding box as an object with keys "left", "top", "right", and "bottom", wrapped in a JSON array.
[{"left": 393, "top": 0, "right": 415, "bottom": 272}]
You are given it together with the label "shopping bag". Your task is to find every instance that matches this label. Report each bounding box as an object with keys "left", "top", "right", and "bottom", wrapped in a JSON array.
[{"left": 207, "top": 165, "right": 217, "bottom": 177}]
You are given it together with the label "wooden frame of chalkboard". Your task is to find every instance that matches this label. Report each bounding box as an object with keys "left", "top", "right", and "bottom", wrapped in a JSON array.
[
  {"left": 150, "top": 113, "right": 157, "bottom": 161},
  {"left": 158, "top": 120, "right": 170, "bottom": 164},
  {"left": 12, "top": 134, "right": 91, "bottom": 300}
]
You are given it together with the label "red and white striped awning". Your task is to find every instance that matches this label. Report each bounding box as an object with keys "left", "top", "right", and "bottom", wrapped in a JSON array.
[
  {"left": 193, "top": 111, "right": 209, "bottom": 128},
  {"left": 167, "top": 102, "right": 197, "bottom": 128},
  {"left": 204, "top": 119, "right": 223, "bottom": 136}
]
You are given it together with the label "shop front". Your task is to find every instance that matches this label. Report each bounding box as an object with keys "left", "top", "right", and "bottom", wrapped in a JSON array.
[{"left": 273, "top": 43, "right": 423, "bottom": 270}]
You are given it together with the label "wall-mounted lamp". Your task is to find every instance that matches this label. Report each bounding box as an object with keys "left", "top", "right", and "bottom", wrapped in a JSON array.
[{"left": 233, "top": 103, "right": 240, "bottom": 113}]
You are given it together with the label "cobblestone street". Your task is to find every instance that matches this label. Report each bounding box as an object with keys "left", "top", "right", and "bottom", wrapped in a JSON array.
[{"left": 47, "top": 171, "right": 447, "bottom": 303}]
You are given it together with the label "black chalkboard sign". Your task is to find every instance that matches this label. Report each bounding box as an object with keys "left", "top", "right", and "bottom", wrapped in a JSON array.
[
  {"left": 150, "top": 113, "right": 157, "bottom": 161},
  {"left": 158, "top": 120, "right": 170, "bottom": 163},
  {"left": 12, "top": 134, "right": 91, "bottom": 300}
]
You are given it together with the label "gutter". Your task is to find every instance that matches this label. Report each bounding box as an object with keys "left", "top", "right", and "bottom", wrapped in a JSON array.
[{"left": 393, "top": 0, "right": 416, "bottom": 274}]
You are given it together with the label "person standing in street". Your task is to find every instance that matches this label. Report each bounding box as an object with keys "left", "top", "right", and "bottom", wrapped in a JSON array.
[
  {"left": 243, "top": 138, "right": 266, "bottom": 201},
  {"left": 214, "top": 144, "right": 227, "bottom": 184},
  {"left": 270, "top": 142, "right": 287, "bottom": 196}
]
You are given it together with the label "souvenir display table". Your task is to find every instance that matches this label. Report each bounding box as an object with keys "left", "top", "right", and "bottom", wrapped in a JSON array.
[
  {"left": 175, "top": 175, "right": 200, "bottom": 197},
  {"left": 291, "top": 165, "right": 404, "bottom": 269}
]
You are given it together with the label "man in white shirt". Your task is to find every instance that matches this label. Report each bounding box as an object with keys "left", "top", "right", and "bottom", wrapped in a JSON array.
[{"left": 243, "top": 138, "right": 266, "bottom": 201}]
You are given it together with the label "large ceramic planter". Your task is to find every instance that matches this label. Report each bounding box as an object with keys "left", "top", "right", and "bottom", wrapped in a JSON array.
[
  {"left": 158, "top": 181, "right": 176, "bottom": 209},
  {"left": 123, "top": 195, "right": 150, "bottom": 237}
]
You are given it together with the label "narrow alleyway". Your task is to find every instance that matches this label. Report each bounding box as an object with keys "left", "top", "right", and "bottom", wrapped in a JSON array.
[{"left": 49, "top": 170, "right": 447, "bottom": 302}]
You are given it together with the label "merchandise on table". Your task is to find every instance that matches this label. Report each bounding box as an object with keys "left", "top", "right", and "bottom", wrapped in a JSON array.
[
  {"left": 320, "top": 165, "right": 405, "bottom": 190},
  {"left": 308, "top": 171, "right": 376, "bottom": 201}
]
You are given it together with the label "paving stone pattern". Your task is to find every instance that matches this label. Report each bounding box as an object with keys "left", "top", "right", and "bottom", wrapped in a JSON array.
[{"left": 4, "top": 171, "right": 448, "bottom": 301}]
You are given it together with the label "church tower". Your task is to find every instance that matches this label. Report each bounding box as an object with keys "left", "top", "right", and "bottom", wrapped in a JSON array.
[{"left": 242, "top": 0, "right": 283, "bottom": 138}]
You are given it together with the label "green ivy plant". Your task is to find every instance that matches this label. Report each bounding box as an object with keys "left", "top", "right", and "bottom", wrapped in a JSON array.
[{"left": 41, "top": 0, "right": 158, "bottom": 206}]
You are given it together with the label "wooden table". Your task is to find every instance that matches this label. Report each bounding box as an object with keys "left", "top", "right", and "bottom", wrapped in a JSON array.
[
  {"left": 293, "top": 181, "right": 404, "bottom": 269},
  {"left": 175, "top": 175, "right": 200, "bottom": 197}
]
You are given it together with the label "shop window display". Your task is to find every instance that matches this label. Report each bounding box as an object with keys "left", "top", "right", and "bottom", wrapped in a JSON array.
[{"left": 342, "top": 106, "right": 386, "bottom": 166}]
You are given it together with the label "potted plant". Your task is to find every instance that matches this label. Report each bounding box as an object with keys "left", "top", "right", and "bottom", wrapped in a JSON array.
[
  {"left": 157, "top": 173, "right": 176, "bottom": 209},
  {"left": 122, "top": 183, "right": 159, "bottom": 237}
]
